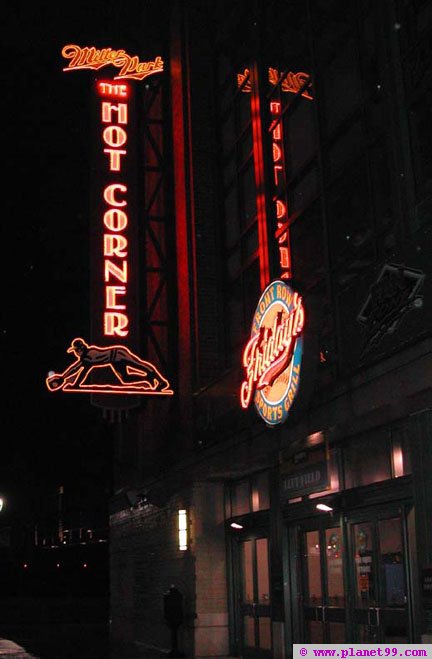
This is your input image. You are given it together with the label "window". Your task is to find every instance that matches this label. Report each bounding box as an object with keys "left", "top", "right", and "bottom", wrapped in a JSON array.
[
  {"left": 290, "top": 198, "right": 325, "bottom": 291},
  {"left": 344, "top": 429, "right": 392, "bottom": 489},
  {"left": 226, "top": 472, "right": 270, "bottom": 518},
  {"left": 217, "top": 65, "right": 261, "bottom": 362}
]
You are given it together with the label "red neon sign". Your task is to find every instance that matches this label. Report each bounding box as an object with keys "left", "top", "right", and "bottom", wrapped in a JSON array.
[
  {"left": 98, "top": 82, "right": 130, "bottom": 337},
  {"left": 46, "top": 338, "right": 173, "bottom": 395},
  {"left": 240, "top": 293, "right": 304, "bottom": 408},
  {"left": 268, "top": 68, "right": 313, "bottom": 100},
  {"left": 270, "top": 101, "right": 291, "bottom": 280},
  {"left": 239, "top": 66, "right": 309, "bottom": 424},
  {"left": 237, "top": 68, "right": 313, "bottom": 100},
  {"left": 62, "top": 45, "right": 164, "bottom": 82},
  {"left": 240, "top": 281, "right": 304, "bottom": 425},
  {"left": 49, "top": 65, "right": 173, "bottom": 402}
]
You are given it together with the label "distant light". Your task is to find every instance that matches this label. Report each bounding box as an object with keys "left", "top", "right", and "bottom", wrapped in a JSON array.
[
  {"left": 0, "top": 498, "right": 3, "bottom": 512},
  {"left": 48, "top": 370, "right": 55, "bottom": 378},
  {"left": 56, "top": 563, "right": 60, "bottom": 568},
  {"left": 316, "top": 503, "right": 333, "bottom": 512},
  {"left": 83, "top": 563, "right": 88, "bottom": 568},
  {"left": 23, "top": 563, "right": 28, "bottom": 569},
  {"left": 230, "top": 522, "right": 244, "bottom": 529}
]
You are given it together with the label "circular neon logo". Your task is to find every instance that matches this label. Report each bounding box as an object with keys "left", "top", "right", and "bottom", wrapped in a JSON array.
[{"left": 240, "top": 280, "right": 304, "bottom": 426}]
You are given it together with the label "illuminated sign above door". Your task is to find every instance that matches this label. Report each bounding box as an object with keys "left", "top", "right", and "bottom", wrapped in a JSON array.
[
  {"left": 240, "top": 281, "right": 304, "bottom": 426},
  {"left": 62, "top": 44, "right": 164, "bottom": 81}
]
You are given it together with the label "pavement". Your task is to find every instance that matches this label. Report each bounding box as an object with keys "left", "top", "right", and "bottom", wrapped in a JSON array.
[
  {"left": 0, "top": 637, "right": 173, "bottom": 659},
  {"left": 0, "top": 637, "right": 234, "bottom": 659}
]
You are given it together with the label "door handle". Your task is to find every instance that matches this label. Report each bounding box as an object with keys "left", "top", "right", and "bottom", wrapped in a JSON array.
[
  {"left": 368, "top": 607, "right": 380, "bottom": 626},
  {"left": 315, "top": 606, "right": 325, "bottom": 623},
  {"left": 375, "top": 607, "right": 381, "bottom": 627}
]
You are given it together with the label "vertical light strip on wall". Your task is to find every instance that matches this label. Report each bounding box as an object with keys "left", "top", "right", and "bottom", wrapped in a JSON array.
[{"left": 178, "top": 509, "right": 188, "bottom": 550}]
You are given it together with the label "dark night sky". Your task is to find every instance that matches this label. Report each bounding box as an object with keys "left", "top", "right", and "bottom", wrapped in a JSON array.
[{"left": 2, "top": 1, "right": 166, "bottom": 534}]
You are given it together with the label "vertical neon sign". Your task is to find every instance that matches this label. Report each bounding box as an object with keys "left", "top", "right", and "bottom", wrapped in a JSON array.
[
  {"left": 97, "top": 80, "right": 131, "bottom": 337},
  {"left": 47, "top": 50, "right": 173, "bottom": 403},
  {"left": 237, "top": 68, "right": 312, "bottom": 281},
  {"left": 270, "top": 101, "right": 291, "bottom": 280},
  {"left": 238, "top": 67, "right": 313, "bottom": 424}
]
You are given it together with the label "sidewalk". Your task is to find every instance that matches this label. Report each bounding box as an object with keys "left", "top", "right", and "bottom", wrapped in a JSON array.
[
  {"left": 0, "top": 637, "right": 235, "bottom": 659},
  {"left": 110, "top": 642, "right": 235, "bottom": 659}
]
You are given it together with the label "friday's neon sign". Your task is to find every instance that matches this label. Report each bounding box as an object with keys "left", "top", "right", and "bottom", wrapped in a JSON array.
[
  {"left": 98, "top": 81, "right": 130, "bottom": 337},
  {"left": 62, "top": 45, "right": 164, "bottom": 81},
  {"left": 241, "top": 281, "right": 304, "bottom": 425}
]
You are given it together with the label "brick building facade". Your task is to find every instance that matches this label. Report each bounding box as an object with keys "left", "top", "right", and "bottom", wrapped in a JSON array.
[{"left": 109, "top": 1, "right": 432, "bottom": 657}]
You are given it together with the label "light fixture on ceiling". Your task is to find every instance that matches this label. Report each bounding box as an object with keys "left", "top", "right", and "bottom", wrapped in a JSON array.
[
  {"left": 230, "top": 522, "right": 244, "bottom": 529},
  {"left": 316, "top": 503, "right": 333, "bottom": 512}
]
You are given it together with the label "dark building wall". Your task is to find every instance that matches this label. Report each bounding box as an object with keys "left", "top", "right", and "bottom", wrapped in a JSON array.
[
  {"left": 110, "top": 489, "right": 195, "bottom": 651},
  {"left": 110, "top": 0, "right": 432, "bottom": 655}
]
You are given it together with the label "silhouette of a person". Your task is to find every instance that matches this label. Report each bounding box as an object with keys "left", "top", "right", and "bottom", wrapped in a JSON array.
[{"left": 53, "top": 338, "right": 170, "bottom": 391}]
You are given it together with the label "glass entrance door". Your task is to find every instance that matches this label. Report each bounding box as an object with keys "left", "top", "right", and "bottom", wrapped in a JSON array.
[
  {"left": 300, "top": 522, "right": 346, "bottom": 642},
  {"left": 239, "top": 537, "right": 272, "bottom": 658},
  {"left": 291, "top": 505, "right": 412, "bottom": 643},
  {"left": 348, "top": 510, "right": 410, "bottom": 642}
]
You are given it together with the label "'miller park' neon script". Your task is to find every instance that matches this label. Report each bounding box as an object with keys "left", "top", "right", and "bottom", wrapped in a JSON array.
[
  {"left": 98, "top": 81, "right": 131, "bottom": 337},
  {"left": 62, "top": 44, "right": 164, "bottom": 81}
]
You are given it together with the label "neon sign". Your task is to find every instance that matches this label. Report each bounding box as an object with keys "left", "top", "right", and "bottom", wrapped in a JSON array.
[
  {"left": 238, "top": 68, "right": 309, "bottom": 423},
  {"left": 240, "top": 281, "right": 304, "bottom": 425},
  {"left": 268, "top": 68, "right": 313, "bottom": 100},
  {"left": 48, "top": 57, "right": 172, "bottom": 402},
  {"left": 62, "top": 45, "right": 164, "bottom": 81},
  {"left": 270, "top": 100, "right": 291, "bottom": 280},
  {"left": 97, "top": 80, "right": 131, "bottom": 337},
  {"left": 46, "top": 338, "right": 173, "bottom": 395},
  {"left": 237, "top": 68, "right": 313, "bottom": 100}
]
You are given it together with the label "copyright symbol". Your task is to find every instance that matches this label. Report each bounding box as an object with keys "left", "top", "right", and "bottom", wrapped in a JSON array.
[{"left": 300, "top": 649, "right": 308, "bottom": 656}]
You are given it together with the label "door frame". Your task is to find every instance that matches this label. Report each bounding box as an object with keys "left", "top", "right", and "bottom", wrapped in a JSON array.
[
  {"left": 231, "top": 528, "right": 273, "bottom": 658},
  {"left": 286, "top": 512, "right": 347, "bottom": 643},
  {"left": 344, "top": 501, "right": 415, "bottom": 642},
  {"left": 284, "top": 490, "right": 416, "bottom": 648}
]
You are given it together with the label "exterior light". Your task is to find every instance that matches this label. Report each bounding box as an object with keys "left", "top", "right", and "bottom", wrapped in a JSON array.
[
  {"left": 178, "top": 510, "right": 188, "bottom": 551},
  {"left": 0, "top": 498, "right": 4, "bottom": 512},
  {"left": 230, "top": 522, "right": 244, "bottom": 529},
  {"left": 316, "top": 503, "right": 333, "bottom": 512}
]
